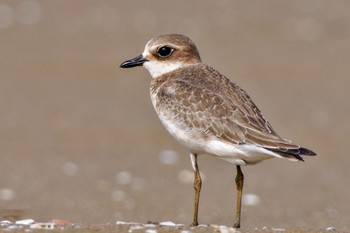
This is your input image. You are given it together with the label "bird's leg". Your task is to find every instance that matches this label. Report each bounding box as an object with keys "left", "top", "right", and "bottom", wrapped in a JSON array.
[
  {"left": 233, "top": 165, "right": 244, "bottom": 228},
  {"left": 190, "top": 153, "right": 202, "bottom": 226}
]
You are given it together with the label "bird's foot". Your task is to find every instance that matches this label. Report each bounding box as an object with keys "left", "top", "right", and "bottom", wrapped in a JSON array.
[{"left": 233, "top": 222, "right": 240, "bottom": 228}]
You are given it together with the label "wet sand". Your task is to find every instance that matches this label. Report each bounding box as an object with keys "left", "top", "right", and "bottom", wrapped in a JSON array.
[
  {"left": 0, "top": 0, "right": 349, "bottom": 232},
  {"left": 0, "top": 220, "right": 345, "bottom": 233}
]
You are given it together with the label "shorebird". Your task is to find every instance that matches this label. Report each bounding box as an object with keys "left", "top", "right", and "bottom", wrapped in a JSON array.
[{"left": 120, "top": 34, "right": 316, "bottom": 228}]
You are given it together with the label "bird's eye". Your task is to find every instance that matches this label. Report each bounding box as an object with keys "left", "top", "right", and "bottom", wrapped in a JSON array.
[{"left": 157, "top": 46, "right": 173, "bottom": 58}]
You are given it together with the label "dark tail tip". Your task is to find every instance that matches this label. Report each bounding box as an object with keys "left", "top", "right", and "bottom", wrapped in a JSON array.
[
  {"left": 299, "top": 147, "right": 317, "bottom": 156},
  {"left": 265, "top": 146, "right": 316, "bottom": 162}
]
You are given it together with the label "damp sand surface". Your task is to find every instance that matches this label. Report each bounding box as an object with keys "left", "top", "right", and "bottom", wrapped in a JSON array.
[{"left": 0, "top": 220, "right": 343, "bottom": 233}]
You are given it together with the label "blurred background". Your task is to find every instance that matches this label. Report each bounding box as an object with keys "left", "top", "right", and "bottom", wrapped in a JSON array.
[{"left": 0, "top": 0, "right": 349, "bottom": 231}]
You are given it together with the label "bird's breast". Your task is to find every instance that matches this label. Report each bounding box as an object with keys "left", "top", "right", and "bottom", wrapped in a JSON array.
[{"left": 150, "top": 90, "right": 206, "bottom": 153}]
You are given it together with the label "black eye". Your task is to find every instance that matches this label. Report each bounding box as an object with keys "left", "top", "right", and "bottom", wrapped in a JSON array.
[{"left": 157, "top": 46, "right": 173, "bottom": 58}]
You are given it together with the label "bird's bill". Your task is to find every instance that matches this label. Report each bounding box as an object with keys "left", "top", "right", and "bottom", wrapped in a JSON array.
[{"left": 120, "top": 55, "right": 148, "bottom": 68}]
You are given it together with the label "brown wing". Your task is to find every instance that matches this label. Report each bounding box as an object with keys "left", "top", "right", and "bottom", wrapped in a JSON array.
[{"left": 152, "top": 64, "right": 316, "bottom": 159}]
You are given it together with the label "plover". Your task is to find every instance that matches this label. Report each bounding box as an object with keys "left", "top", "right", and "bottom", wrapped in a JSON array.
[{"left": 120, "top": 34, "right": 316, "bottom": 228}]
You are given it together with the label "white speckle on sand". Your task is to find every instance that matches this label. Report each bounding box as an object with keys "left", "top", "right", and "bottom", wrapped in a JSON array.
[
  {"left": 128, "top": 224, "right": 144, "bottom": 233},
  {"left": 7, "top": 224, "right": 21, "bottom": 229},
  {"left": 116, "top": 171, "right": 132, "bottom": 185},
  {"left": 159, "top": 221, "right": 177, "bottom": 226},
  {"left": 0, "top": 220, "right": 12, "bottom": 226},
  {"left": 145, "top": 229, "right": 157, "bottom": 233},
  {"left": 326, "top": 226, "right": 336, "bottom": 231},
  {"left": 272, "top": 227, "right": 286, "bottom": 233},
  {"left": 30, "top": 223, "right": 56, "bottom": 229},
  {"left": 211, "top": 225, "right": 238, "bottom": 233},
  {"left": 144, "top": 223, "right": 156, "bottom": 228},
  {"left": 116, "top": 221, "right": 127, "bottom": 225},
  {"left": 116, "top": 221, "right": 140, "bottom": 225},
  {"left": 15, "top": 219, "right": 35, "bottom": 225},
  {"left": 180, "top": 230, "right": 191, "bottom": 233},
  {"left": 242, "top": 193, "right": 261, "bottom": 206},
  {"left": 62, "top": 162, "right": 79, "bottom": 176},
  {"left": 159, "top": 150, "right": 179, "bottom": 165},
  {"left": 178, "top": 169, "right": 193, "bottom": 184},
  {"left": 0, "top": 188, "right": 15, "bottom": 201},
  {"left": 159, "top": 221, "right": 185, "bottom": 227}
]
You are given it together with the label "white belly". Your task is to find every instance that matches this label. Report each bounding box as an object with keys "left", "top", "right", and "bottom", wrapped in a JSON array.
[
  {"left": 150, "top": 91, "right": 288, "bottom": 165},
  {"left": 156, "top": 111, "right": 283, "bottom": 165}
]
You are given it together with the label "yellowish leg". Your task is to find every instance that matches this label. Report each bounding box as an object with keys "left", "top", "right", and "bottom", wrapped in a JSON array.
[
  {"left": 233, "top": 165, "right": 244, "bottom": 228},
  {"left": 190, "top": 153, "right": 202, "bottom": 226}
]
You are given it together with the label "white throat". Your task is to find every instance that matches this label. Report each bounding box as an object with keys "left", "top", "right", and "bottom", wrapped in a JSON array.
[{"left": 143, "top": 60, "right": 184, "bottom": 79}]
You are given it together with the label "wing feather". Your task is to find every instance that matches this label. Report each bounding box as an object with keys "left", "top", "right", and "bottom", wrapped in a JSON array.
[{"left": 151, "top": 64, "right": 316, "bottom": 159}]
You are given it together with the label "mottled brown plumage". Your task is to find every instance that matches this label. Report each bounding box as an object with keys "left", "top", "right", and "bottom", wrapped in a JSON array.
[
  {"left": 150, "top": 63, "right": 314, "bottom": 162},
  {"left": 120, "top": 34, "right": 316, "bottom": 228}
]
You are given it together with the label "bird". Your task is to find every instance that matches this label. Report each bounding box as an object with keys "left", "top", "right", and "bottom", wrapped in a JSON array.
[{"left": 120, "top": 34, "right": 316, "bottom": 228}]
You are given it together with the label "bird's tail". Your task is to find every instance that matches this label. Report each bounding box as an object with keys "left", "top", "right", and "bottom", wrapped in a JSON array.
[{"left": 265, "top": 147, "right": 316, "bottom": 161}]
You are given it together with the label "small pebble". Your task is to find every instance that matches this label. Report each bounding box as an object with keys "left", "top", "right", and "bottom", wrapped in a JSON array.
[
  {"left": 7, "top": 225, "right": 21, "bottom": 229},
  {"left": 145, "top": 229, "right": 157, "bottom": 233},
  {"left": 74, "top": 224, "right": 82, "bottom": 229},
  {"left": 144, "top": 223, "right": 157, "bottom": 228},
  {"left": 15, "top": 219, "right": 35, "bottom": 225},
  {"left": 159, "top": 221, "right": 176, "bottom": 226},
  {"left": 197, "top": 224, "right": 208, "bottom": 227},
  {"left": 116, "top": 221, "right": 127, "bottom": 225},
  {"left": 30, "top": 223, "right": 56, "bottom": 229},
  {"left": 326, "top": 226, "right": 336, "bottom": 231},
  {"left": 116, "top": 221, "right": 139, "bottom": 225},
  {"left": 212, "top": 225, "right": 237, "bottom": 233},
  {"left": 0, "top": 220, "right": 12, "bottom": 226},
  {"left": 128, "top": 225, "right": 144, "bottom": 233},
  {"left": 272, "top": 228, "right": 286, "bottom": 233}
]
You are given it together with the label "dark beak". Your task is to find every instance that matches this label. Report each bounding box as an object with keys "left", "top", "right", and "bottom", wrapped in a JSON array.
[{"left": 120, "top": 55, "right": 148, "bottom": 68}]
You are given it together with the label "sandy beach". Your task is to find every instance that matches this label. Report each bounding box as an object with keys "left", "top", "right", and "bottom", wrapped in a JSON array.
[{"left": 0, "top": 0, "right": 349, "bottom": 232}]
